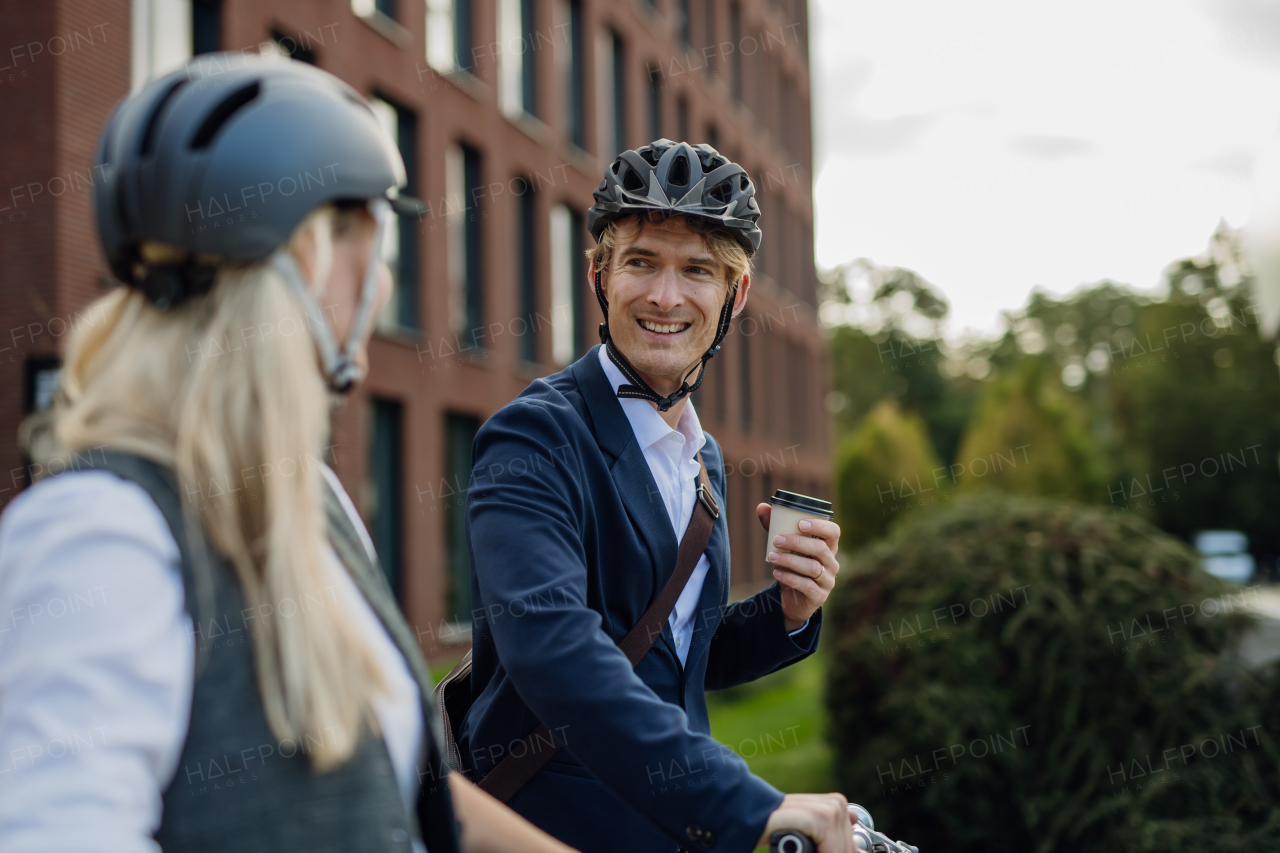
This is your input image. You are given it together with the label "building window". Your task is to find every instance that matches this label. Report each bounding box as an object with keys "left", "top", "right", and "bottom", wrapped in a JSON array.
[
  {"left": 446, "top": 143, "right": 484, "bottom": 348},
  {"left": 353, "top": 0, "right": 397, "bottom": 20},
  {"left": 555, "top": 0, "right": 584, "bottom": 148},
  {"left": 192, "top": 0, "right": 221, "bottom": 54},
  {"left": 789, "top": 340, "right": 807, "bottom": 443},
  {"left": 131, "top": 0, "right": 193, "bottom": 91},
  {"left": 773, "top": 196, "right": 786, "bottom": 285},
  {"left": 679, "top": 0, "right": 691, "bottom": 48},
  {"left": 612, "top": 32, "right": 626, "bottom": 152},
  {"left": 705, "top": 122, "right": 718, "bottom": 150},
  {"left": 18, "top": 358, "right": 62, "bottom": 489},
  {"left": 371, "top": 96, "right": 420, "bottom": 332},
  {"left": 675, "top": 94, "right": 688, "bottom": 142},
  {"left": 24, "top": 358, "right": 60, "bottom": 414},
  {"left": 425, "top": 0, "right": 454, "bottom": 72},
  {"left": 595, "top": 30, "right": 625, "bottom": 159},
  {"left": 738, "top": 316, "right": 751, "bottom": 431},
  {"left": 712, "top": 347, "right": 726, "bottom": 425},
  {"left": 498, "top": 0, "right": 537, "bottom": 117},
  {"left": 270, "top": 28, "right": 318, "bottom": 63},
  {"left": 444, "top": 412, "right": 480, "bottom": 622},
  {"left": 759, "top": 191, "right": 774, "bottom": 283},
  {"left": 549, "top": 203, "right": 584, "bottom": 366},
  {"left": 369, "top": 398, "right": 405, "bottom": 600},
  {"left": 516, "top": 179, "right": 539, "bottom": 363},
  {"left": 454, "top": 0, "right": 473, "bottom": 70},
  {"left": 702, "top": 0, "right": 715, "bottom": 75},
  {"left": 426, "top": 0, "right": 471, "bottom": 73},
  {"left": 647, "top": 65, "right": 661, "bottom": 141},
  {"left": 729, "top": 1, "right": 742, "bottom": 103}
]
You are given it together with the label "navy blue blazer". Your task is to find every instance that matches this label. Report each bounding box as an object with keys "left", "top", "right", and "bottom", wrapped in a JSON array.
[{"left": 458, "top": 345, "right": 822, "bottom": 853}]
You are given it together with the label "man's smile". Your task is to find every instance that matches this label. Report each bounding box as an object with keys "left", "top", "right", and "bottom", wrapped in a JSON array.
[{"left": 637, "top": 317, "right": 692, "bottom": 336}]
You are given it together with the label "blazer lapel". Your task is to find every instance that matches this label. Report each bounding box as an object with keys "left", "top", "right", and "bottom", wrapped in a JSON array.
[{"left": 572, "top": 346, "right": 680, "bottom": 598}]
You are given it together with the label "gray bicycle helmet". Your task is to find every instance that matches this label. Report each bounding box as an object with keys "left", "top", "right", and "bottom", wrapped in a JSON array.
[
  {"left": 94, "top": 52, "right": 424, "bottom": 390},
  {"left": 586, "top": 139, "right": 760, "bottom": 412}
]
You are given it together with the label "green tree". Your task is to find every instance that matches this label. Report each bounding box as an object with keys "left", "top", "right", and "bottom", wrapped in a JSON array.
[
  {"left": 835, "top": 399, "right": 943, "bottom": 548},
  {"left": 822, "top": 260, "right": 979, "bottom": 463},
  {"left": 984, "top": 225, "right": 1280, "bottom": 560},
  {"left": 822, "top": 225, "right": 1280, "bottom": 566},
  {"left": 955, "top": 359, "right": 1109, "bottom": 503}
]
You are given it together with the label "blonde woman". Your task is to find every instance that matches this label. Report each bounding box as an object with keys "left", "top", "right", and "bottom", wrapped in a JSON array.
[{"left": 0, "top": 55, "right": 573, "bottom": 853}]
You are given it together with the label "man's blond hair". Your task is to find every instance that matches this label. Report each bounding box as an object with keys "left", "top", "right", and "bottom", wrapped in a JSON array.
[{"left": 586, "top": 213, "right": 752, "bottom": 294}]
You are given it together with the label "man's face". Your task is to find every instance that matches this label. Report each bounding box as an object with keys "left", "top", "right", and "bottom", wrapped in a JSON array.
[{"left": 599, "top": 216, "right": 746, "bottom": 387}]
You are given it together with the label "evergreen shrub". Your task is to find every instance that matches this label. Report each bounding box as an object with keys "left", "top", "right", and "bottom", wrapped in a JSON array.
[{"left": 826, "top": 494, "right": 1280, "bottom": 852}]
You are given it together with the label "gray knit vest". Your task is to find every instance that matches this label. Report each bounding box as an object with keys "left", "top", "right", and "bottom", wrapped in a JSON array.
[{"left": 62, "top": 452, "right": 460, "bottom": 853}]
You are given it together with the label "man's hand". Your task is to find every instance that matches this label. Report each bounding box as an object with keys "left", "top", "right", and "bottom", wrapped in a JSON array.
[
  {"left": 758, "top": 793, "right": 853, "bottom": 853},
  {"left": 756, "top": 504, "right": 841, "bottom": 632}
]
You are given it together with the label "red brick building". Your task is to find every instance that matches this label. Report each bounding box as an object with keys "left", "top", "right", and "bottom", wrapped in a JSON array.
[{"left": 0, "top": 0, "right": 829, "bottom": 661}]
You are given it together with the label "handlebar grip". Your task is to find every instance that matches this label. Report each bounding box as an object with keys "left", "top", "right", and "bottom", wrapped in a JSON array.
[{"left": 769, "top": 830, "right": 816, "bottom": 853}]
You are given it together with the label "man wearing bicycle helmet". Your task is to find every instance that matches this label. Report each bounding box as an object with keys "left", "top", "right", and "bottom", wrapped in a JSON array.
[
  {"left": 0, "top": 54, "right": 574, "bottom": 853},
  {"left": 459, "top": 140, "right": 852, "bottom": 853}
]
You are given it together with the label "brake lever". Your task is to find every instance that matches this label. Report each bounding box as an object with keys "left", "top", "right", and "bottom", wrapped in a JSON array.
[{"left": 849, "top": 803, "right": 919, "bottom": 853}]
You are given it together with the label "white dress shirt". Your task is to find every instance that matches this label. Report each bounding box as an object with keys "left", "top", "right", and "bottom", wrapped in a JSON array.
[
  {"left": 597, "top": 346, "right": 806, "bottom": 666},
  {"left": 0, "top": 466, "right": 426, "bottom": 853}
]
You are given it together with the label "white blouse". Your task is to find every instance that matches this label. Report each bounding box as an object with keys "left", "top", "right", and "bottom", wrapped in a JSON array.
[{"left": 0, "top": 467, "right": 426, "bottom": 853}]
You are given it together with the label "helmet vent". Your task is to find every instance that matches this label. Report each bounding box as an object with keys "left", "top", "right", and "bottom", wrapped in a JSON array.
[
  {"left": 140, "top": 78, "right": 189, "bottom": 158},
  {"left": 708, "top": 180, "right": 733, "bottom": 205},
  {"left": 190, "top": 81, "right": 261, "bottom": 150},
  {"left": 621, "top": 165, "right": 645, "bottom": 192},
  {"left": 639, "top": 147, "right": 661, "bottom": 167},
  {"left": 670, "top": 154, "right": 690, "bottom": 187}
]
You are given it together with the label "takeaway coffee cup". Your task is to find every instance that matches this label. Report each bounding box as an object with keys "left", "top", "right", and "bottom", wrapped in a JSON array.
[{"left": 766, "top": 489, "right": 834, "bottom": 565}]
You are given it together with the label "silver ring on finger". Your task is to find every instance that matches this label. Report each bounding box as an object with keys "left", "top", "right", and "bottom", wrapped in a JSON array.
[{"left": 816, "top": 565, "right": 825, "bottom": 581}]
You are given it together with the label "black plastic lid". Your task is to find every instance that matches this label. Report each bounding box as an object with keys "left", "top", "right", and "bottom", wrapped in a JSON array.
[{"left": 769, "top": 489, "right": 833, "bottom": 518}]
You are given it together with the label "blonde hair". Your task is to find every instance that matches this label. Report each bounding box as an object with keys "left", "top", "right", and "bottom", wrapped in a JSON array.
[
  {"left": 586, "top": 213, "right": 752, "bottom": 294},
  {"left": 54, "top": 206, "right": 385, "bottom": 771}
]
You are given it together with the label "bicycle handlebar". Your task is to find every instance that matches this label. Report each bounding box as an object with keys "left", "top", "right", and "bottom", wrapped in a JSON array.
[
  {"left": 767, "top": 804, "right": 919, "bottom": 853},
  {"left": 768, "top": 829, "right": 816, "bottom": 853}
]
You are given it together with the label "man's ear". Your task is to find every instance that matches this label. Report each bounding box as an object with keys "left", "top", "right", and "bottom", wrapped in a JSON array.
[{"left": 730, "top": 271, "right": 751, "bottom": 317}]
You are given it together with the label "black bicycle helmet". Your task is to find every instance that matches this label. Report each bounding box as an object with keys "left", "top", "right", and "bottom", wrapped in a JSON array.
[
  {"left": 95, "top": 52, "right": 423, "bottom": 308},
  {"left": 588, "top": 138, "right": 761, "bottom": 255},
  {"left": 586, "top": 139, "right": 761, "bottom": 412}
]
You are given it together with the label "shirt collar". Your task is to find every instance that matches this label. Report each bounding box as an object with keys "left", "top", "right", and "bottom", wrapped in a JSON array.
[{"left": 596, "top": 344, "right": 707, "bottom": 458}]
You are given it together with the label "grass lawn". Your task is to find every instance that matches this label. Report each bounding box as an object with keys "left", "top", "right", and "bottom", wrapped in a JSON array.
[{"left": 706, "top": 649, "right": 833, "bottom": 795}]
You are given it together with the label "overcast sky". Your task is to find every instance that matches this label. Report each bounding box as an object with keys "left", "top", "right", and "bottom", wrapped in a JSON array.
[{"left": 809, "top": 0, "right": 1280, "bottom": 336}]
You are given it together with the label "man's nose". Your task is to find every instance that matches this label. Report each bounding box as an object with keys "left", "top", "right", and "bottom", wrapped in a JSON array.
[{"left": 646, "top": 266, "right": 683, "bottom": 310}]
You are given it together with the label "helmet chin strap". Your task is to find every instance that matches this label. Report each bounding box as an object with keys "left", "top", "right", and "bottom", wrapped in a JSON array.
[
  {"left": 271, "top": 198, "right": 391, "bottom": 394},
  {"left": 594, "top": 263, "right": 737, "bottom": 413}
]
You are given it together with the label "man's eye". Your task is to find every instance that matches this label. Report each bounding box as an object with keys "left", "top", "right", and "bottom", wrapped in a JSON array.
[{"left": 688, "top": 266, "right": 710, "bottom": 276}]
